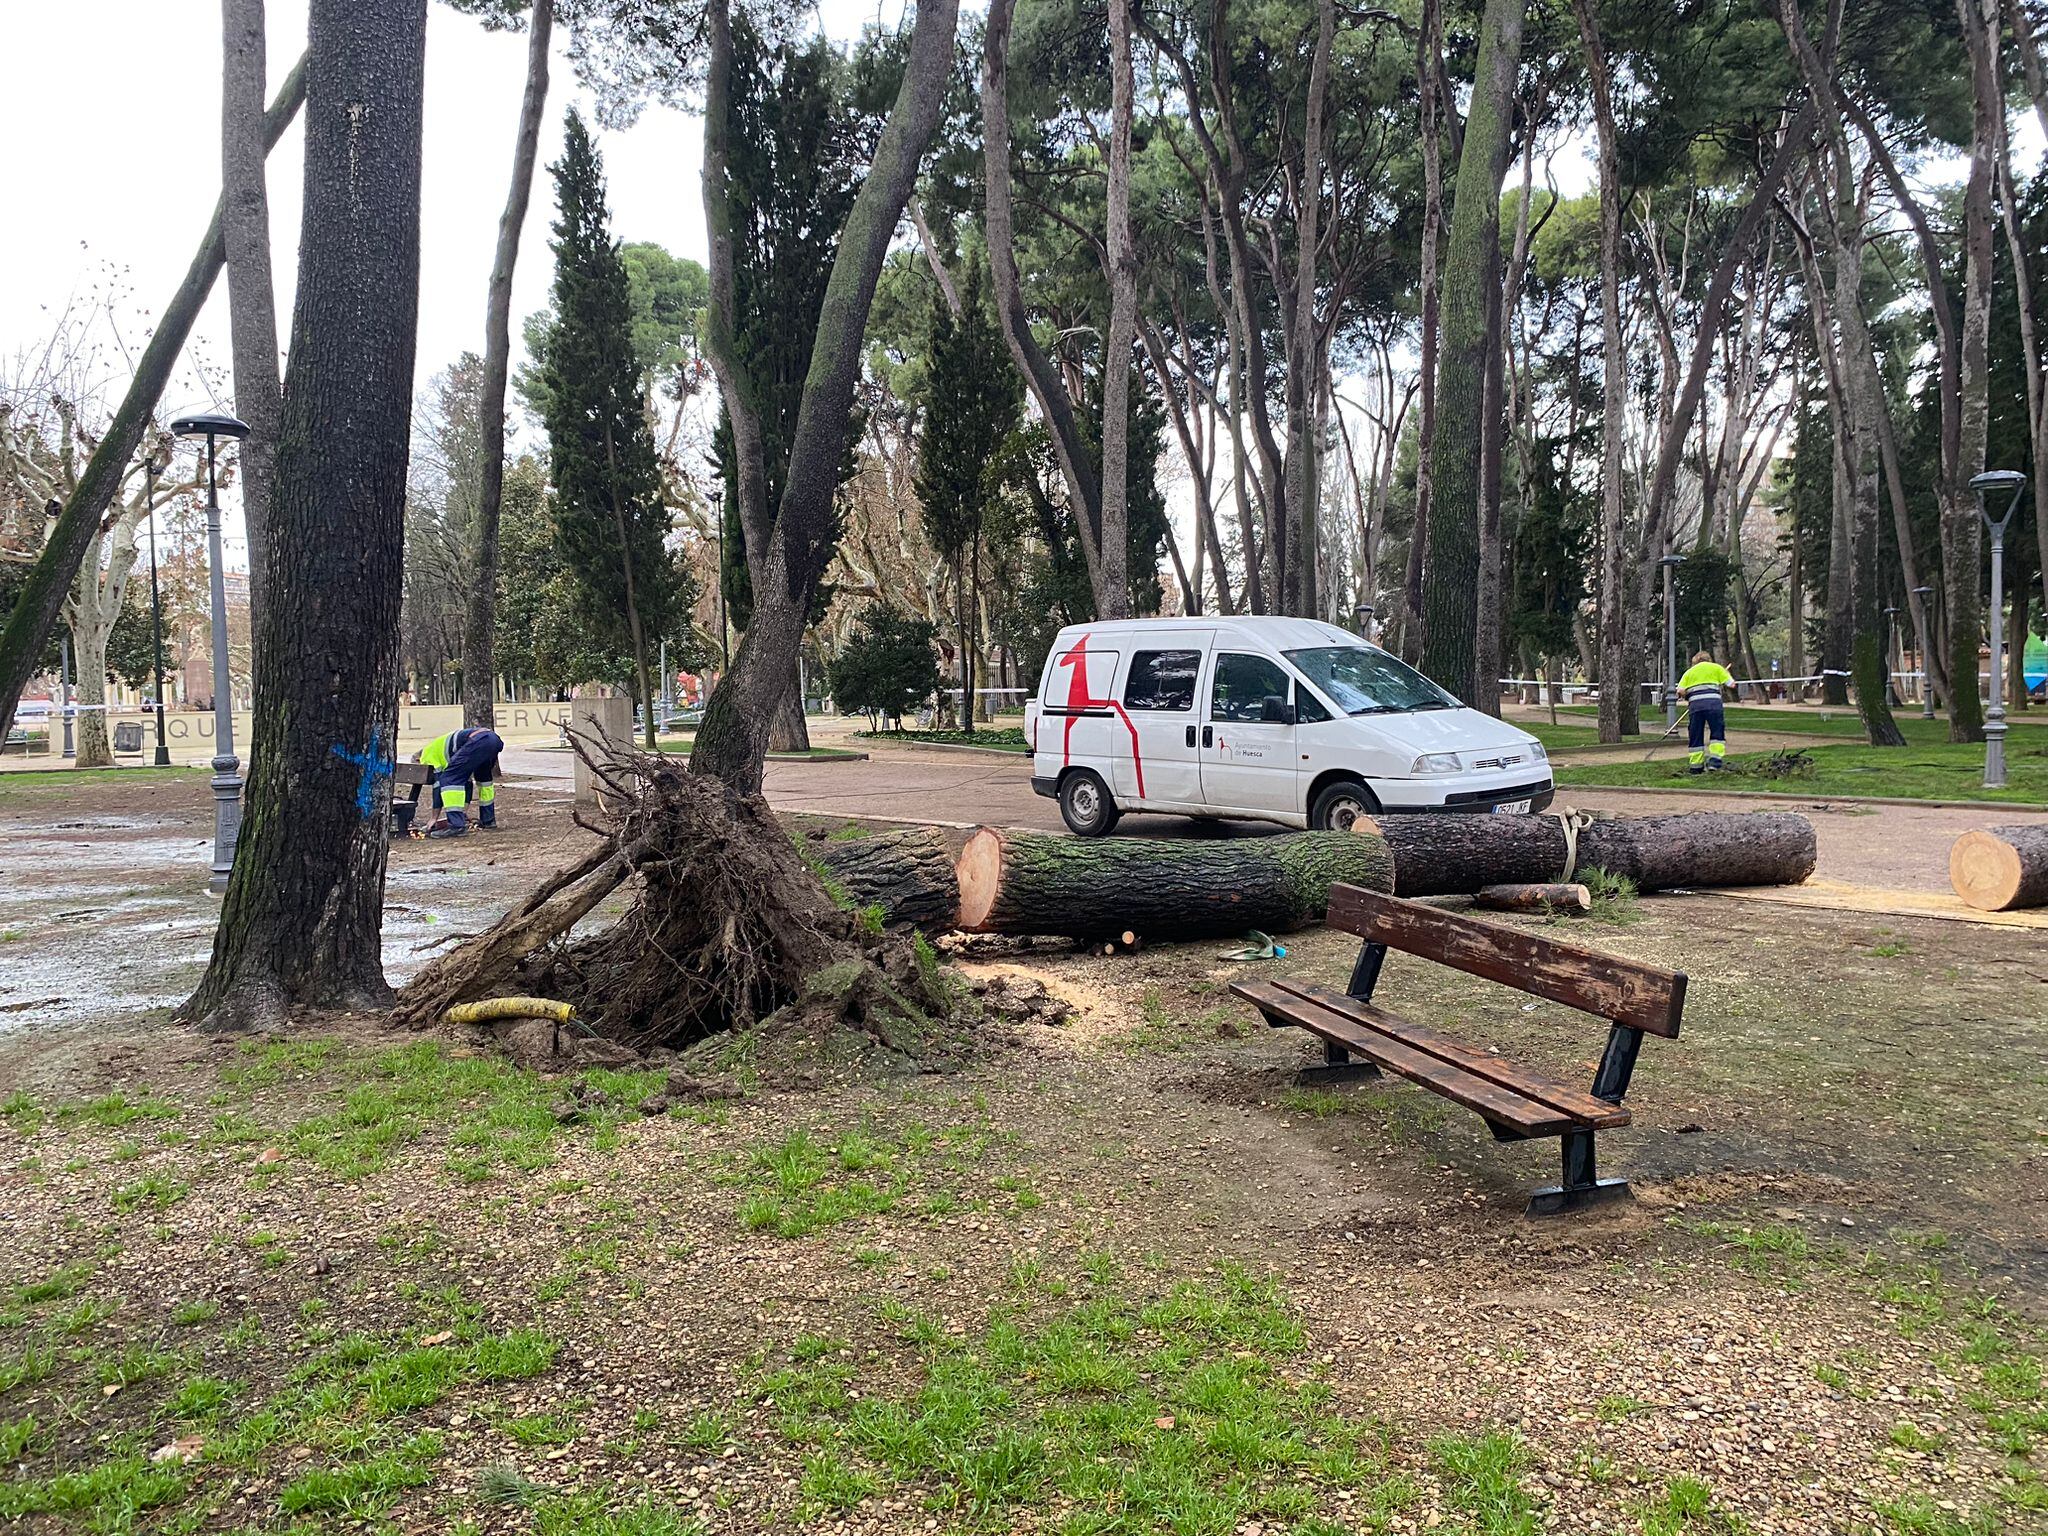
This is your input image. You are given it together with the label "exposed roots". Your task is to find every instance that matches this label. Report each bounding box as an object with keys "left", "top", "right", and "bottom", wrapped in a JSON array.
[{"left": 394, "top": 746, "right": 958, "bottom": 1060}]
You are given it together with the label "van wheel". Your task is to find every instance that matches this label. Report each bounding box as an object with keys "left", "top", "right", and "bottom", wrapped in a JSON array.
[
  {"left": 1310, "top": 778, "right": 1378, "bottom": 833},
  {"left": 1059, "top": 770, "right": 1120, "bottom": 837}
]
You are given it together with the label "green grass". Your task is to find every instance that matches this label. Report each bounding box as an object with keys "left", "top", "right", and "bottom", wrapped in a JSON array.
[
  {"left": 1639, "top": 1473, "right": 1746, "bottom": 1533},
  {"left": 1431, "top": 1432, "right": 1539, "bottom": 1536},
  {"left": 1549, "top": 703, "right": 2044, "bottom": 744},
  {"left": 656, "top": 735, "right": 863, "bottom": 761},
  {"left": 748, "top": 1265, "right": 1418, "bottom": 1529},
  {"left": 732, "top": 1119, "right": 998, "bottom": 1239},
  {"left": 854, "top": 726, "right": 1030, "bottom": 753},
  {"left": 1557, "top": 739, "right": 2048, "bottom": 804}
]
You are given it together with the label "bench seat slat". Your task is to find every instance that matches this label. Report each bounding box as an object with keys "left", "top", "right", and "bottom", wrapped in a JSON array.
[
  {"left": 1231, "top": 979, "right": 1580, "bottom": 1138},
  {"left": 1325, "top": 884, "right": 1687, "bottom": 1038},
  {"left": 1269, "top": 980, "right": 1631, "bottom": 1130}
]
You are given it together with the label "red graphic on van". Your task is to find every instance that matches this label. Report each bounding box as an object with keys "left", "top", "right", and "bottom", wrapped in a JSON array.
[{"left": 1055, "top": 634, "right": 1146, "bottom": 799}]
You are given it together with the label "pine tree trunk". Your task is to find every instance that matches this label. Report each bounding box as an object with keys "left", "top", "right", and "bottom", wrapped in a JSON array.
[
  {"left": 691, "top": 0, "right": 959, "bottom": 794},
  {"left": 221, "top": 0, "right": 285, "bottom": 646},
  {"left": 1946, "top": 0, "right": 1998, "bottom": 743},
  {"left": 1422, "top": 0, "right": 1520, "bottom": 702},
  {"left": 1361, "top": 811, "right": 1816, "bottom": 896},
  {"left": 1097, "top": 0, "right": 1137, "bottom": 620},
  {"left": 463, "top": 0, "right": 553, "bottom": 730},
  {"left": 816, "top": 828, "right": 959, "bottom": 930},
  {"left": 1949, "top": 824, "right": 2048, "bottom": 911},
  {"left": 0, "top": 57, "right": 306, "bottom": 745},
  {"left": 956, "top": 828, "right": 1395, "bottom": 940},
  {"left": 181, "top": 0, "right": 426, "bottom": 1031},
  {"left": 1405, "top": 0, "right": 1444, "bottom": 666}
]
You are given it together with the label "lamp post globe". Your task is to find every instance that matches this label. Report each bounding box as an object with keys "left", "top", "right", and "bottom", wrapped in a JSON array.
[
  {"left": 1969, "top": 470, "right": 2027, "bottom": 789},
  {"left": 171, "top": 412, "right": 251, "bottom": 893}
]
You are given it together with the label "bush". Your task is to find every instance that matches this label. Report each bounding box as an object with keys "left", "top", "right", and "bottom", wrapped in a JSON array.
[{"left": 827, "top": 605, "right": 941, "bottom": 730}]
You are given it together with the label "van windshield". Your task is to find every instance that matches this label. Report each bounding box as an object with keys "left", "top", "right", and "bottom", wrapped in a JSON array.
[{"left": 1283, "top": 646, "right": 1460, "bottom": 715}]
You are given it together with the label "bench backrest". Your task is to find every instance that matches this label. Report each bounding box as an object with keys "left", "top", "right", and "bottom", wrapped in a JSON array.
[{"left": 1326, "top": 883, "right": 1686, "bottom": 1038}]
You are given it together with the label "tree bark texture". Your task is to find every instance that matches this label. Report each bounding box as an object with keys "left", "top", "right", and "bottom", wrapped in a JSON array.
[
  {"left": 1948, "top": 825, "right": 2048, "bottom": 911},
  {"left": 221, "top": 0, "right": 285, "bottom": 644},
  {"left": 1947, "top": 0, "right": 1999, "bottom": 743},
  {"left": 1096, "top": 0, "right": 1137, "bottom": 620},
  {"left": 1420, "top": 0, "right": 1520, "bottom": 703},
  {"left": 955, "top": 827, "right": 1395, "bottom": 940},
  {"left": 182, "top": 0, "right": 426, "bottom": 1030},
  {"left": 1282, "top": 0, "right": 1335, "bottom": 619},
  {"left": 816, "top": 828, "right": 960, "bottom": 931},
  {"left": 690, "top": 0, "right": 959, "bottom": 795},
  {"left": 463, "top": 0, "right": 553, "bottom": 729},
  {"left": 1403, "top": 0, "right": 1445, "bottom": 663},
  {"left": 0, "top": 56, "right": 307, "bottom": 745},
  {"left": 1359, "top": 811, "right": 1817, "bottom": 897},
  {"left": 982, "top": 0, "right": 1104, "bottom": 596}
]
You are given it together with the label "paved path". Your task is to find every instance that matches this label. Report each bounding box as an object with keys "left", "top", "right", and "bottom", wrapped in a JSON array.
[{"left": 502, "top": 740, "right": 2030, "bottom": 895}]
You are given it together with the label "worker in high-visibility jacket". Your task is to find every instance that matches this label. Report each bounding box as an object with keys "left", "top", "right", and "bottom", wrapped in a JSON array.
[
  {"left": 1677, "top": 651, "right": 1735, "bottom": 773},
  {"left": 413, "top": 726, "right": 504, "bottom": 837}
]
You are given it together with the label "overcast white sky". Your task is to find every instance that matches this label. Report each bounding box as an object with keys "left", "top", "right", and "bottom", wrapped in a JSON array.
[{"left": 0, "top": 1, "right": 727, "bottom": 423}]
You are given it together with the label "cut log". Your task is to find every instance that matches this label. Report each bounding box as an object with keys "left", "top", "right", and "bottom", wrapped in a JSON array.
[
  {"left": 1474, "top": 882, "right": 1592, "bottom": 914},
  {"left": 815, "top": 828, "right": 959, "bottom": 931},
  {"left": 1949, "top": 824, "right": 2048, "bottom": 911},
  {"left": 1357, "top": 811, "right": 1815, "bottom": 895},
  {"left": 955, "top": 828, "right": 1394, "bottom": 940}
]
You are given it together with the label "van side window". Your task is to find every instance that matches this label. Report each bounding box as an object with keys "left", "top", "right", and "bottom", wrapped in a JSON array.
[
  {"left": 1210, "top": 653, "right": 1292, "bottom": 723},
  {"left": 1123, "top": 649, "right": 1201, "bottom": 712}
]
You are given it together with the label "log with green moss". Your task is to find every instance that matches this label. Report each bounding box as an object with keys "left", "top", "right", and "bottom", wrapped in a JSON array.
[
  {"left": 955, "top": 828, "right": 1394, "bottom": 940},
  {"left": 815, "top": 827, "right": 959, "bottom": 931}
]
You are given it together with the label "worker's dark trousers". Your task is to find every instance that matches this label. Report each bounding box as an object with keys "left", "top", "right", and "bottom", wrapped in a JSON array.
[
  {"left": 435, "top": 730, "right": 504, "bottom": 829},
  {"left": 1687, "top": 700, "right": 1726, "bottom": 769}
]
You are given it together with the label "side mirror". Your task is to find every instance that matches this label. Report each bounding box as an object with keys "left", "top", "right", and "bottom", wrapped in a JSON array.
[{"left": 1261, "top": 694, "right": 1296, "bottom": 725}]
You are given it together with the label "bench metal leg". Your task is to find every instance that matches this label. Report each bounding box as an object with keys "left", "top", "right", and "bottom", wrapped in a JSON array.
[
  {"left": 1526, "top": 1130, "right": 1632, "bottom": 1217},
  {"left": 1295, "top": 1036, "right": 1381, "bottom": 1084}
]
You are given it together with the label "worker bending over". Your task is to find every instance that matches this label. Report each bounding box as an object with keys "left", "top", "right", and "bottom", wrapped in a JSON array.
[
  {"left": 413, "top": 726, "right": 505, "bottom": 837},
  {"left": 1678, "top": 651, "right": 1735, "bottom": 773}
]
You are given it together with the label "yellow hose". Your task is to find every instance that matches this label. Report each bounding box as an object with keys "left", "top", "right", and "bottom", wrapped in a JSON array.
[{"left": 443, "top": 996, "right": 576, "bottom": 1027}]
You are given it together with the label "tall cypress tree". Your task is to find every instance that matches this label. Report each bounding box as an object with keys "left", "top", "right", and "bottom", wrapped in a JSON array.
[
  {"left": 536, "top": 110, "right": 676, "bottom": 746},
  {"left": 916, "top": 265, "right": 1022, "bottom": 734}
]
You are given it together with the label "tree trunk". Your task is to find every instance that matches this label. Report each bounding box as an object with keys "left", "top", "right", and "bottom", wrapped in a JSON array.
[
  {"left": 955, "top": 827, "right": 1394, "bottom": 940},
  {"left": 71, "top": 609, "right": 115, "bottom": 769},
  {"left": 1421, "top": 0, "right": 1520, "bottom": 702},
  {"left": 1358, "top": 810, "right": 1817, "bottom": 896},
  {"left": 1404, "top": 0, "right": 1444, "bottom": 665},
  {"left": 1096, "top": 0, "right": 1137, "bottom": 619},
  {"left": 1282, "top": 0, "right": 1335, "bottom": 619},
  {"left": 1947, "top": 0, "right": 1998, "bottom": 742},
  {"left": 181, "top": 0, "right": 426, "bottom": 1031},
  {"left": 816, "top": 827, "right": 959, "bottom": 930},
  {"left": 982, "top": 0, "right": 1104, "bottom": 596},
  {"left": 463, "top": 0, "right": 553, "bottom": 730},
  {"left": 0, "top": 56, "right": 307, "bottom": 745},
  {"left": 691, "top": 0, "right": 959, "bottom": 794},
  {"left": 1949, "top": 825, "right": 2048, "bottom": 911},
  {"left": 1576, "top": 0, "right": 1632, "bottom": 743},
  {"left": 220, "top": 0, "right": 285, "bottom": 648}
]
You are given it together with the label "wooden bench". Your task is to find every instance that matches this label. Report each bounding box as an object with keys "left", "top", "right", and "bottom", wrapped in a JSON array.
[
  {"left": 390, "top": 762, "right": 436, "bottom": 833},
  {"left": 1233, "top": 884, "right": 1687, "bottom": 1216}
]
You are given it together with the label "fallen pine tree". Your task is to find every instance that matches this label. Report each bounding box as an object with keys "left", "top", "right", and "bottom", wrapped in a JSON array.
[
  {"left": 955, "top": 827, "right": 1394, "bottom": 940},
  {"left": 1357, "top": 810, "right": 1816, "bottom": 896}
]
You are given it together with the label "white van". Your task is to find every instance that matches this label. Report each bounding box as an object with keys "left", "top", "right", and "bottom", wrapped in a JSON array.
[{"left": 1023, "top": 616, "right": 1552, "bottom": 836}]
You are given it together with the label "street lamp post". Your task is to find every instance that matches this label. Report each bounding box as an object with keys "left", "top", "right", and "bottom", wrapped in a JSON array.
[
  {"left": 1354, "top": 603, "right": 1375, "bottom": 643},
  {"left": 1970, "top": 469, "right": 2027, "bottom": 789},
  {"left": 1660, "top": 553, "right": 1686, "bottom": 730},
  {"left": 143, "top": 451, "right": 172, "bottom": 766},
  {"left": 172, "top": 412, "right": 250, "bottom": 894},
  {"left": 1910, "top": 585, "right": 1935, "bottom": 719}
]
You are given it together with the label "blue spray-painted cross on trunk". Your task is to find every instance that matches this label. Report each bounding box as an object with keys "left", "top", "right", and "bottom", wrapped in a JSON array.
[{"left": 331, "top": 727, "right": 395, "bottom": 819}]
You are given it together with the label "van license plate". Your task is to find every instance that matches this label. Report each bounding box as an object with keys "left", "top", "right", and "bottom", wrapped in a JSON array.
[{"left": 1492, "top": 799, "right": 1532, "bottom": 815}]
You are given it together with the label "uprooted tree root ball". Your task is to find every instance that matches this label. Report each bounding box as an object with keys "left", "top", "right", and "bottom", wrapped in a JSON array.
[{"left": 393, "top": 749, "right": 965, "bottom": 1066}]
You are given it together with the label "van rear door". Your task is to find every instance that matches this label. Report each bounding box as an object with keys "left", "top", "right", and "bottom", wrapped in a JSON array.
[
  {"left": 1111, "top": 633, "right": 1210, "bottom": 806},
  {"left": 1040, "top": 632, "right": 1126, "bottom": 782}
]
